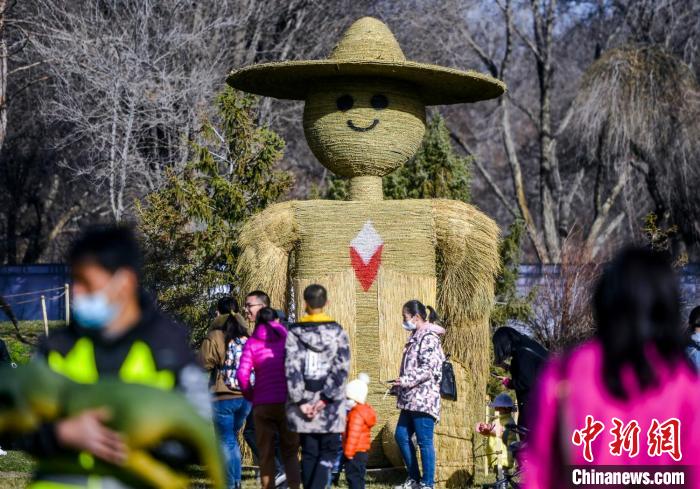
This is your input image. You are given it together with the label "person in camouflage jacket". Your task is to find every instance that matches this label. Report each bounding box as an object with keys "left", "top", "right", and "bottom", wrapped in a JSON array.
[
  {"left": 285, "top": 284, "right": 350, "bottom": 489},
  {"left": 395, "top": 323, "right": 445, "bottom": 422},
  {"left": 393, "top": 300, "right": 446, "bottom": 489}
]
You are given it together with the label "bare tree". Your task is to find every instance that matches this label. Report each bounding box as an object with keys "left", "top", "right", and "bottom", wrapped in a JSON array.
[
  {"left": 19, "top": 0, "right": 375, "bottom": 217},
  {"left": 527, "top": 235, "right": 602, "bottom": 350},
  {"left": 0, "top": 0, "right": 49, "bottom": 153},
  {"left": 374, "top": 0, "right": 700, "bottom": 263},
  {"left": 442, "top": 0, "right": 625, "bottom": 263},
  {"left": 22, "top": 0, "right": 241, "bottom": 221},
  {"left": 569, "top": 45, "right": 700, "bottom": 256}
]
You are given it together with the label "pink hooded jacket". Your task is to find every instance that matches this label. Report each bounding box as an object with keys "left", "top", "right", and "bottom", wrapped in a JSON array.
[
  {"left": 236, "top": 320, "right": 288, "bottom": 405},
  {"left": 523, "top": 340, "right": 700, "bottom": 488}
]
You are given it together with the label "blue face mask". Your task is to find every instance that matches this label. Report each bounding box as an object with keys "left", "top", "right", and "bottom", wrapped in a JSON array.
[
  {"left": 72, "top": 283, "right": 121, "bottom": 329},
  {"left": 402, "top": 320, "right": 416, "bottom": 331}
]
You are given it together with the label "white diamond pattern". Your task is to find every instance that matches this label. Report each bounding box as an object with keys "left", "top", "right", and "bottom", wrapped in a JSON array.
[{"left": 350, "top": 221, "right": 383, "bottom": 264}]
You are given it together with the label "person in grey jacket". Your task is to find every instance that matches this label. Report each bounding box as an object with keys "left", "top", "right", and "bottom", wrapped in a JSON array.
[{"left": 285, "top": 284, "right": 350, "bottom": 489}]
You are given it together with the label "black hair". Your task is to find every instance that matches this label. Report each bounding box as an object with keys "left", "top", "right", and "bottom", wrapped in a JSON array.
[
  {"left": 224, "top": 314, "right": 249, "bottom": 346},
  {"left": 255, "top": 307, "right": 278, "bottom": 325},
  {"left": 492, "top": 326, "right": 523, "bottom": 366},
  {"left": 217, "top": 297, "right": 239, "bottom": 315},
  {"left": 402, "top": 300, "right": 439, "bottom": 323},
  {"left": 304, "top": 284, "right": 327, "bottom": 309},
  {"left": 246, "top": 290, "right": 270, "bottom": 307},
  {"left": 69, "top": 225, "right": 142, "bottom": 278},
  {"left": 689, "top": 306, "right": 700, "bottom": 332},
  {"left": 594, "top": 246, "right": 690, "bottom": 400}
]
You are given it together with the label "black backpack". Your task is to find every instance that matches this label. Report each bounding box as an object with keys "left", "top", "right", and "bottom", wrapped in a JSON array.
[
  {"left": 440, "top": 354, "right": 457, "bottom": 400},
  {"left": 419, "top": 333, "right": 458, "bottom": 401}
]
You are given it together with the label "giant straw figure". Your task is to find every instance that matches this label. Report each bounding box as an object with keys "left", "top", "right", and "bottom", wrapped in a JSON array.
[{"left": 229, "top": 17, "right": 503, "bottom": 485}]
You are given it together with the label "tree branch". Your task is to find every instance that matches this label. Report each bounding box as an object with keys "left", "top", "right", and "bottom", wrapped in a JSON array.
[
  {"left": 5, "top": 75, "right": 48, "bottom": 103},
  {"left": 495, "top": 0, "right": 513, "bottom": 78},
  {"left": 559, "top": 167, "right": 585, "bottom": 235},
  {"left": 554, "top": 100, "right": 576, "bottom": 137},
  {"left": 500, "top": 97, "right": 549, "bottom": 262},
  {"left": 585, "top": 164, "right": 630, "bottom": 250},
  {"left": 591, "top": 211, "right": 625, "bottom": 258},
  {"left": 462, "top": 28, "right": 498, "bottom": 77},
  {"left": 450, "top": 130, "right": 519, "bottom": 218},
  {"left": 8, "top": 59, "right": 46, "bottom": 75},
  {"left": 507, "top": 93, "right": 538, "bottom": 127}
]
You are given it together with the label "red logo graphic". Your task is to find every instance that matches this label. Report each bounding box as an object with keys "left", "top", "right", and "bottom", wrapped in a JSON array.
[
  {"left": 350, "top": 221, "right": 384, "bottom": 292},
  {"left": 609, "top": 417, "right": 641, "bottom": 457},
  {"left": 572, "top": 415, "right": 605, "bottom": 462},
  {"left": 647, "top": 418, "right": 682, "bottom": 461}
]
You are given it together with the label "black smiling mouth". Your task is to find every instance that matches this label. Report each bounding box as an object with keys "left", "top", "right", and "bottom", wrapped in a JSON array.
[{"left": 347, "top": 119, "right": 379, "bottom": 132}]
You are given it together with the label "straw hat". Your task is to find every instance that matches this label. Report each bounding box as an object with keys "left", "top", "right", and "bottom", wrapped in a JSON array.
[{"left": 227, "top": 17, "right": 505, "bottom": 105}]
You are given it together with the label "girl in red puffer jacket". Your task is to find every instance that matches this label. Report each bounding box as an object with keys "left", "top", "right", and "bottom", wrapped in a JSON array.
[{"left": 343, "top": 373, "right": 377, "bottom": 489}]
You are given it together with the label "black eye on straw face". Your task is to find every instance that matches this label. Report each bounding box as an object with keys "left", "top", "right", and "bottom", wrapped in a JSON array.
[
  {"left": 336, "top": 94, "right": 354, "bottom": 111},
  {"left": 371, "top": 94, "right": 388, "bottom": 109}
]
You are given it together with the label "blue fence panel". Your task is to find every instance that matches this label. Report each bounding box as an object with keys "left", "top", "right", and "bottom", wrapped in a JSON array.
[
  {"left": 0, "top": 265, "right": 70, "bottom": 321},
  {"left": 0, "top": 263, "right": 698, "bottom": 323},
  {"left": 516, "top": 263, "right": 700, "bottom": 314}
]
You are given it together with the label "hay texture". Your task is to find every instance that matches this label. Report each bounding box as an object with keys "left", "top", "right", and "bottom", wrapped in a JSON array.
[
  {"left": 232, "top": 15, "right": 504, "bottom": 486},
  {"left": 304, "top": 78, "right": 426, "bottom": 178},
  {"left": 227, "top": 17, "right": 505, "bottom": 105},
  {"left": 237, "top": 199, "right": 500, "bottom": 479}
]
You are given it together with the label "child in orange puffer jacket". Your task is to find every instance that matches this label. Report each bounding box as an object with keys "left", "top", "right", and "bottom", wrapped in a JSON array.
[{"left": 343, "top": 373, "right": 377, "bottom": 489}]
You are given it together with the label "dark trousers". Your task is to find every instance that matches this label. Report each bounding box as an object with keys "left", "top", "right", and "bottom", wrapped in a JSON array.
[
  {"left": 517, "top": 401, "right": 530, "bottom": 430},
  {"left": 344, "top": 452, "right": 368, "bottom": 489},
  {"left": 254, "top": 404, "right": 301, "bottom": 489},
  {"left": 299, "top": 433, "right": 342, "bottom": 489},
  {"left": 244, "top": 410, "right": 287, "bottom": 479}
]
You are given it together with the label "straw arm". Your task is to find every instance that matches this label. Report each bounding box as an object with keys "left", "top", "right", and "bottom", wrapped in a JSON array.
[
  {"left": 431, "top": 200, "right": 500, "bottom": 364},
  {"left": 236, "top": 201, "right": 299, "bottom": 308}
]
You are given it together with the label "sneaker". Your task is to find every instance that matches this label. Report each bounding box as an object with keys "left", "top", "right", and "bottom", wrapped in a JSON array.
[
  {"left": 418, "top": 484, "right": 434, "bottom": 489},
  {"left": 394, "top": 479, "right": 419, "bottom": 489},
  {"left": 0, "top": 448, "right": 6, "bottom": 456},
  {"left": 275, "top": 472, "right": 287, "bottom": 488}
]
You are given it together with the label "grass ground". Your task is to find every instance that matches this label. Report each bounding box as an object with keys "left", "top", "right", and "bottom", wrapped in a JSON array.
[
  {"left": 0, "top": 451, "right": 496, "bottom": 488},
  {"left": 1, "top": 320, "right": 66, "bottom": 365}
]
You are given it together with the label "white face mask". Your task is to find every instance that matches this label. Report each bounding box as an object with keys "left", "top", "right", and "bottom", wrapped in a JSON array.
[
  {"left": 72, "top": 273, "right": 123, "bottom": 330},
  {"left": 346, "top": 399, "right": 357, "bottom": 409},
  {"left": 402, "top": 320, "right": 416, "bottom": 331}
]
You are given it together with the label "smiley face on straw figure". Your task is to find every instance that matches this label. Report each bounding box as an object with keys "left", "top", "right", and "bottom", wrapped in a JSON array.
[
  {"left": 303, "top": 78, "right": 426, "bottom": 180},
  {"left": 229, "top": 17, "right": 505, "bottom": 484}
]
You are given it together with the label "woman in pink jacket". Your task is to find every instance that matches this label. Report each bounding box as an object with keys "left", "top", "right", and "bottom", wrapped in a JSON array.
[
  {"left": 523, "top": 248, "right": 700, "bottom": 488},
  {"left": 236, "top": 307, "right": 301, "bottom": 489}
]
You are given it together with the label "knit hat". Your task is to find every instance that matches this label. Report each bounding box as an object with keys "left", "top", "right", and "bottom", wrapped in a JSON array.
[
  {"left": 489, "top": 393, "right": 516, "bottom": 411},
  {"left": 346, "top": 372, "right": 371, "bottom": 404},
  {"left": 227, "top": 17, "right": 505, "bottom": 105}
]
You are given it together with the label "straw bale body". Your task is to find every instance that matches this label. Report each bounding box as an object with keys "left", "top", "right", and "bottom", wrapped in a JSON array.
[{"left": 237, "top": 198, "right": 499, "bottom": 486}]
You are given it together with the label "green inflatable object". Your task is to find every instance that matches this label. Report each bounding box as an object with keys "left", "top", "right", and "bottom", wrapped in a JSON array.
[{"left": 0, "top": 361, "right": 225, "bottom": 489}]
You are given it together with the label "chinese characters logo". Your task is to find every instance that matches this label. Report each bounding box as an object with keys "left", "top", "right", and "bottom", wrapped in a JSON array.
[{"left": 571, "top": 416, "right": 681, "bottom": 462}]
